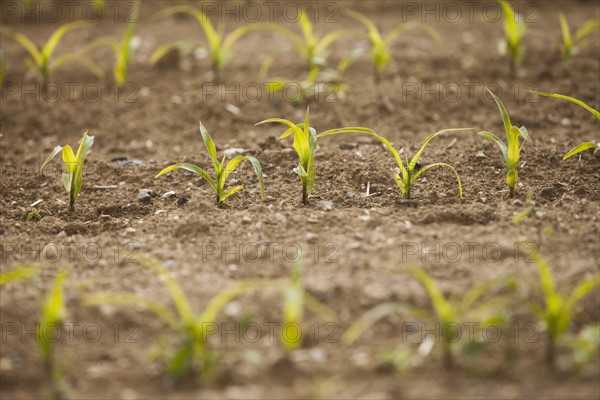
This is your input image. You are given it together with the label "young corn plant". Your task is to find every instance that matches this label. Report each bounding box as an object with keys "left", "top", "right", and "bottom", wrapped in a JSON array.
[
  {"left": 499, "top": 0, "right": 526, "bottom": 75},
  {"left": 155, "top": 122, "right": 264, "bottom": 205},
  {"left": 318, "top": 128, "right": 470, "bottom": 200},
  {"left": 83, "top": 4, "right": 139, "bottom": 86},
  {"left": 256, "top": 108, "right": 369, "bottom": 204},
  {"left": 531, "top": 91, "right": 599, "bottom": 159},
  {"left": 41, "top": 131, "right": 94, "bottom": 212},
  {"left": 85, "top": 259, "right": 334, "bottom": 378},
  {"left": 558, "top": 13, "right": 600, "bottom": 60},
  {"left": 0, "top": 265, "right": 40, "bottom": 287},
  {"left": 0, "top": 22, "right": 101, "bottom": 84},
  {"left": 151, "top": 5, "right": 267, "bottom": 80},
  {"left": 343, "top": 267, "right": 511, "bottom": 369},
  {"left": 529, "top": 251, "right": 600, "bottom": 366},
  {"left": 264, "top": 11, "right": 349, "bottom": 73},
  {"left": 39, "top": 271, "right": 68, "bottom": 380},
  {"left": 479, "top": 89, "right": 530, "bottom": 197},
  {"left": 345, "top": 9, "right": 440, "bottom": 81}
]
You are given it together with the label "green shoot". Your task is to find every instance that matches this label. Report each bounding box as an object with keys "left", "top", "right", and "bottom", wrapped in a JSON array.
[
  {"left": 529, "top": 251, "right": 600, "bottom": 365},
  {"left": 0, "top": 265, "right": 40, "bottom": 287},
  {"left": 26, "top": 207, "right": 43, "bottom": 221},
  {"left": 39, "top": 271, "right": 68, "bottom": 381},
  {"left": 530, "top": 91, "right": 599, "bottom": 160},
  {"left": 318, "top": 127, "right": 470, "bottom": 200},
  {"left": 151, "top": 5, "right": 267, "bottom": 80},
  {"left": 345, "top": 9, "right": 440, "bottom": 81},
  {"left": 0, "top": 22, "right": 101, "bottom": 84},
  {"left": 559, "top": 12, "right": 600, "bottom": 60},
  {"left": 499, "top": 0, "right": 526, "bottom": 75},
  {"left": 85, "top": 258, "right": 334, "bottom": 378},
  {"left": 343, "top": 267, "right": 510, "bottom": 369},
  {"left": 559, "top": 324, "right": 600, "bottom": 372},
  {"left": 479, "top": 89, "right": 530, "bottom": 197},
  {"left": 41, "top": 131, "right": 94, "bottom": 212},
  {"left": 256, "top": 107, "right": 369, "bottom": 204},
  {"left": 264, "top": 11, "right": 349, "bottom": 73},
  {"left": 155, "top": 122, "right": 264, "bottom": 205},
  {"left": 84, "top": 3, "right": 139, "bottom": 86}
]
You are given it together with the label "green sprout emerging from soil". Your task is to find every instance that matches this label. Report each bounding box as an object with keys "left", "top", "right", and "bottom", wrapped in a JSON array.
[
  {"left": 0, "top": 265, "right": 40, "bottom": 287},
  {"left": 531, "top": 91, "right": 599, "bottom": 159},
  {"left": 319, "top": 128, "right": 470, "bottom": 200},
  {"left": 26, "top": 208, "right": 43, "bottom": 221},
  {"left": 479, "top": 89, "right": 530, "bottom": 197},
  {"left": 265, "top": 11, "right": 349, "bottom": 73},
  {"left": 558, "top": 12, "right": 600, "bottom": 60},
  {"left": 0, "top": 22, "right": 100, "bottom": 84},
  {"left": 84, "top": 5, "right": 139, "bottom": 86},
  {"left": 151, "top": 5, "right": 267, "bottom": 80},
  {"left": 85, "top": 260, "right": 334, "bottom": 378},
  {"left": 256, "top": 108, "right": 369, "bottom": 204},
  {"left": 40, "top": 271, "right": 68, "bottom": 379},
  {"left": 343, "top": 267, "right": 510, "bottom": 369},
  {"left": 41, "top": 131, "right": 95, "bottom": 212},
  {"left": 529, "top": 251, "right": 600, "bottom": 366},
  {"left": 499, "top": 0, "right": 526, "bottom": 75},
  {"left": 155, "top": 122, "right": 264, "bottom": 205},
  {"left": 345, "top": 9, "right": 440, "bottom": 81}
]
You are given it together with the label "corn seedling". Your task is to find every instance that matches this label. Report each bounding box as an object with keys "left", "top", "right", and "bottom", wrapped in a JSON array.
[
  {"left": 479, "top": 89, "right": 530, "bottom": 197},
  {"left": 39, "top": 271, "right": 68, "bottom": 378},
  {"left": 263, "top": 11, "right": 349, "bottom": 73},
  {"left": 0, "top": 265, "right": 40, "bottom": 287},
  {"left": 558, "top": 324, "right": 600, "bottom": 373},
  {"left": 558, "top": 13, "right": 600, "bottom": 60},
  {"left": 499, "top": 1, "right": 526, "bottom": 75},
  {"left": 151, "top": 5, "right": 268, "bottom": 80},
  {"left": 531, "top": 91, "right": 599, "bottom": 159},
  {"left": 26, "top": 207, "right": 43, "bottom": 221},
  {"left": 41, "top": 131, "right": 95, "bottom": 212},
  {"left": 85, "top": 259, "right": 334, "bottom": 378},
  {"left": 256, "top": 108, "right": 371, "bottom": 204},
  {"left": 343, "top": 267, "right": 511, "bottom": 369},
  {"left": 0, "top": 22, "right": 101, "bottom": 84},
  {"left": 155, "top": 122, "right": 264, "bottom": 205},
  {"left": 345, "top": 9, "right": 440, "bottom": 81},
  {"left": 319, "top": 127, "right": 470, "bottom": 200},
  {"left": 83, "top": 3, "right": 139, "bottom": 86},
  {"left": 529, "top": 251, "right": 600, "bottom": 366}
]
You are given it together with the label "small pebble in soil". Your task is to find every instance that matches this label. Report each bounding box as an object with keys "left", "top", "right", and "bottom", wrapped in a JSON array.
[
  {"left": 339, "top": 142, "right": 358, "bottom": 150},
  {"left": 177, "top": 196, "right": 189, "bottom": 206},
  {"left": 346, "top": 192, "right": 355, "bottom": 199},
  {"left": 319, "top": 200, "right": 333, "bottom": 211},
  {"left": 241, "top": 215, "right": 252, "bottom": 225},
  {"left": 306, "top": 232, "right": 318, "bottom": 243},
  {"left": 162, "top": 191, "right": 176, "bottom": 198},
  {"left": 476, "top": 150, "right": 486, "bottom": 159},
  {"left": 138, "top": 191, "right": 151, "bottom": 203}
]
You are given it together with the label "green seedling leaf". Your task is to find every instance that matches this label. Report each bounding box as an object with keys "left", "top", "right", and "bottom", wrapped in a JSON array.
[
  {"left": 41, "top": 132, "right": 94, "bottom": 211},
  {"left": 563, "top": 142, "right": 599, "bottom": 160},
  {"left": 0, "top": 266, "right": 40, "bottom": 287},
  {"left": 155, "top": 123, "right": 265, "bottom": 204}
]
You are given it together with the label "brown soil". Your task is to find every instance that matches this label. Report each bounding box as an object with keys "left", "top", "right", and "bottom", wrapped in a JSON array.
[{"left": 1, "top": 1, "right": 599, "bottom": 399}]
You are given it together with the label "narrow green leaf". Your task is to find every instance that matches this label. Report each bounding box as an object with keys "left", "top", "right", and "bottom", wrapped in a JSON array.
[{"left": 563, "top": 142, "right": 599, "bottom": 160}]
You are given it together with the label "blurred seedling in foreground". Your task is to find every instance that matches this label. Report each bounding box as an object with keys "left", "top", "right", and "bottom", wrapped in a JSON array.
[
  {"left": 479, "top": 89, "right": 530, "bottom": 198},
  {"left": 528, "top": 250, "right": 600, "bottom": 367},
  {"left": 343, "top": 267, "right": 512, "bottom": 369},
  {"left": 530, "top": 91, "right": 599, "bottom": 160},
  {"left": 0, "top": 22, "right": 101, "bottom": 84},
  {"left": 84, "top": 259, "right": 335, "bottom": 379},
  {"left": 155, "top": 122, "right": 264, "bottom": 205}
]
